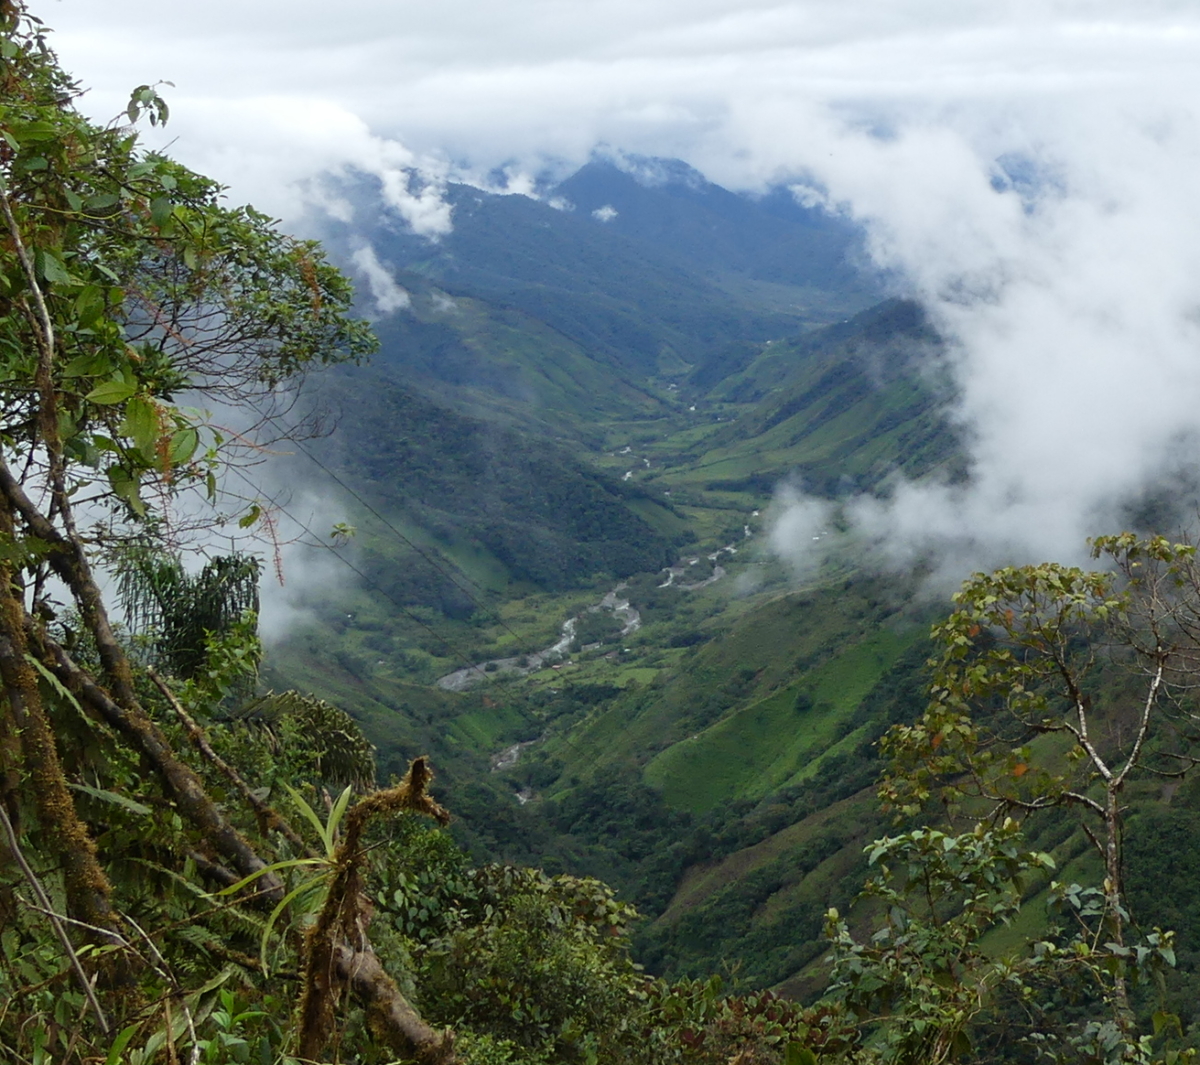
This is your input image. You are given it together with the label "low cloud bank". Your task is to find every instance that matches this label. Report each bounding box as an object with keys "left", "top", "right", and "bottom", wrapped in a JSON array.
[
  {"left": 765, "top": 95, "right": 1200, "bottom": 582},
  {"left": 251, "top": 486, "right": 356, "bottom": 645}
]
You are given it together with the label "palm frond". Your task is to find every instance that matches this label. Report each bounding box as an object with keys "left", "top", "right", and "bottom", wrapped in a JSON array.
[{"left": 234, "top": 690, "right": 377, "bottom": 791}]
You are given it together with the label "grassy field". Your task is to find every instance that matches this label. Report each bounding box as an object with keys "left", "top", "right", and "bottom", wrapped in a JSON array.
[{"left": 644, "top": 626, "right": 921, "bottom": 812}]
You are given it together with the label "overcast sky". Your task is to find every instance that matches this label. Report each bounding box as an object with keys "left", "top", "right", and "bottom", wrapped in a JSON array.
[
  {"left": 40, "top": 1, "right": 1200, "bottom": 576},
  {"left": 43, "top": 1, "right": 1200, "bottom": 212}
]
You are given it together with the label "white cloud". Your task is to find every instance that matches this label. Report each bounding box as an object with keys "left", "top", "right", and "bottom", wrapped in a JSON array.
[
  {"left": 48, "top": 2, "right": 1200, "bottom": 206},
  {"left": 767, "top": 487, "right": 835, "bottom": 577},
  {"left": 789, "top": 183, "right": 832, "bottom": 211},
  {"left": 46, "top": 85, "right": 454, "bottom": 233},
  {"left": 350, "top": 244, "right": 411, "bottom": 315},
  {"left": 764, "top": 92, "right": 1200, "bottom": 576},
  {"left": 254, "top": 508, "right": 353, "bottom": 645},
  {"left": 591, "top": 204, "right": 619, "bottom": 222}
]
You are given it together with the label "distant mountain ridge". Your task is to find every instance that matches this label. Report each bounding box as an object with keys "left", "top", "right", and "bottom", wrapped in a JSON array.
[
  {"left": 315, "top": 156, "right": 882, "bottom": 384},
  {"left": 552, "top": 156, "right": 871, "bottom": 294}
]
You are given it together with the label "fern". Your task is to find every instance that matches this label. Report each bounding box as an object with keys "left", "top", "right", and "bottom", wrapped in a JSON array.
[{"left": 113, "top": 544, "right": 261, "bottom": 682}]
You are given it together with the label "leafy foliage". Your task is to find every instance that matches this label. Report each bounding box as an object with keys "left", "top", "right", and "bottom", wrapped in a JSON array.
[
  {"left": 233, "top": 689, "right": 378, "bottom": 790},
  {"left": 116, "top": 546, "right": 262, "bottom": 681}
]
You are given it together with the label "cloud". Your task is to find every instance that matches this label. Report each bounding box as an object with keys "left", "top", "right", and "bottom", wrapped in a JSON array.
[
  {"left": 49, "top": 83, "right": 454, "bottom": 232},
  {"left": 763, "top": 92, "right": 1200, "bottom": 578},
  {"left": 767, "top": 487, "right": 835, "bottom": 577},
  {"left": 46, "top": 0, "right": 1200, "bottom": 579},
  {"left": 591, "top": 204, "right": 618, "bottom": 222},
  {"left": 50, "top": 2, "right": 1200, "bottom": 208},
  {"left": 350, "top": 244, "right": 411, "bottom": 315},
  {"left": 251, "top": 489, "right": 358, "bottom": 645}
]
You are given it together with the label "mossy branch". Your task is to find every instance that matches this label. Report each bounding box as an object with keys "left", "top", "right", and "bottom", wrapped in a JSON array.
[
  {"left": 0, "top": 801, "right": 109, "bottom": 1034},
  {"left": 30, "top": 629, "right": 284, "bottom": 902},
  {"left": 297, "top": 757, "right": 455, "bottom": 1064}
]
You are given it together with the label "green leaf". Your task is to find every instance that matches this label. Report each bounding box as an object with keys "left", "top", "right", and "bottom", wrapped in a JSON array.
[
  {"left": 87, "top": 377, "right": 138, "bottom": 405},
  {"left": 237, "top": 503, "right": 262, "bottom": 529},
  {"left": 17, "top": 120, "right": 61, "bottom": 142},
  {"left": 67, "top": 783, "right": 152, "bottom": 817},
  {"left": 24, "top": 654, "right": 82, "bottom": 713},
  {"left": 1153, "top": 1010, "right": 1181, "bottom": 1037},
  {"left": 107, "top": 465, "right": 146, "bottom": 516},
  {"left": 211, "top": 856, "right": 325, "bottom": 897},
  {"left": 325, "top": 785, "right": 355, "bottom": 852},
  {"left": 104, "top": 1024, "right": 141, "bottom": 1065},
  {"left": 120, "top": 395, "right": 159, "bottom": 453},
  {"left": 283, "top": 784, "right": 327, "bottom": 839},
  {"left": 283, "top": 783, "right": 349, "bottom": 856},
  {"left": 784, "top": 1044, "right": 817, "bottom": 1065},
  {"left": 167, "top": 427, "right": 198, "bottom": 467},
  {"left": 260, "top": 875, "right": 329, "bottom": 977},
  {"left": 84, "top": 192, "right": 120, "bottom": 210},
  {"left": 35, "top": 249, "right": 76, "bottom": 286},
  {"left": 150, "top": 196, "right": 173, "bottom": 227}
]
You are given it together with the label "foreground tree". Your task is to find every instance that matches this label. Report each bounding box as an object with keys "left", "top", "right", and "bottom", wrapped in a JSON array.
[
  {"left": 0, "top": 0, "right": 365, "bottom": 882},
  {"left": 827, "top": 535, "right": 1200, "bottom": 1064},
  {"left": 0, "top": 5, "right": 486, "bottom": 1062}
]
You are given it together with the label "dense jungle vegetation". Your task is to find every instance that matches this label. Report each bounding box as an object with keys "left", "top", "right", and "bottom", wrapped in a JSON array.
[{"left": 3, "top": 5, "right": 1200, "bottom": 1063}]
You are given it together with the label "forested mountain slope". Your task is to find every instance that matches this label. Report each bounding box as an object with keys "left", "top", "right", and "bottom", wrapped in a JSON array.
[
  {"left": 269, "top": 193, "right": 968, "bottom": 993},
  {"left": 266, "top": 159, "right": 1200, "bottom": 1030},
  {"left": 552, "top": 158, "right": 870, "bottom": 298},
  {"left": 315, "top": 156, "right": 880, "bottom": 383}
]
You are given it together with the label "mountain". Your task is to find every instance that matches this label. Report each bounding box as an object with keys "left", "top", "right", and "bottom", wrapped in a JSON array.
[
  {"left": 674, "top": 298, "right": 965, "bottom": 498},
  {"left": 266, "top": 160, "right": 977, "bottom": 994},
  {"left": 315, "top": 370, "right": 682, "bottom": 597},
  {"left": 552, "top": 156, "right": 871, "bottom": 297},
  {"left": 283, "top": 162, "right": 913, "bottom": 621},
  {"left": 314, "top": 156, "right": 881, "bottom": 388}
]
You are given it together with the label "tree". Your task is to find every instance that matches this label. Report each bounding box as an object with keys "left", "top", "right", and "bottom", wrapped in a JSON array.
[
  {"left": 0, "top": 0, "right": 367, "bottom": 907},
  {"left": 0, "top": 6, "right": 480, "bottom": 1062},
  {"left": 828, "top": 534, "right": 1200, "bottom": 1063}
]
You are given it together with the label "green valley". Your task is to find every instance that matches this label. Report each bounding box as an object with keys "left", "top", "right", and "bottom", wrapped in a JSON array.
[
  {"left": 266, "top": 213, "right": 964, "bottom": 994},
  {"left": 257, "top": 161, "right": 1200, "bottom": 1047}
]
